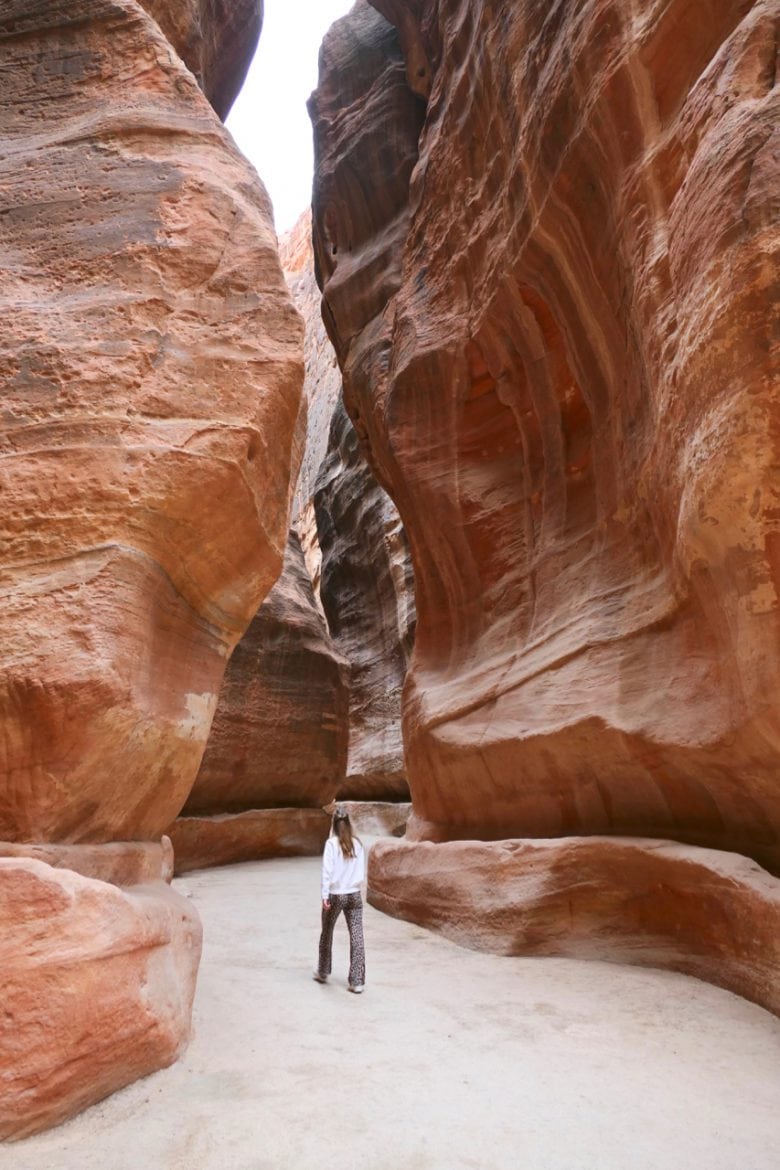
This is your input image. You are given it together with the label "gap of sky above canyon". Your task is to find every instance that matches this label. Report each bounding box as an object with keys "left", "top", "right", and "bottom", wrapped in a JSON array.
[{"left": 227, "top": 0, "right": 354, "bottom": 233}]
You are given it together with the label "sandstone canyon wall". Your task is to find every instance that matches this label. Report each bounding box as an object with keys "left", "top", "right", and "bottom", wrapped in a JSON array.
[
  {"left": 310, "top": 0, "right": 780, "bottom": 870},
  {"left": 315, "top": 399, "right": 415, "bottom": 798},
  {"left": 285, "top": 214, "right": 415, "bottom": 804},
  {"left": 310, "top": 0, "right": 780, "bottom": 1014},
  {"left": 0, "top": 0, "right": 302, "bottom": 1136},
  {"left": 171, "top": 212, "right": 414, "bottom": 873},
  {"left": 170, "top": 528, "right": 348, "bottom": 872}
]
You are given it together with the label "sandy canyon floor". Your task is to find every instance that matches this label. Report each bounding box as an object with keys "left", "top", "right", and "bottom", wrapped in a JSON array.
[{"left": 6, "top": 847, "right": 780, "bottom": 1170}]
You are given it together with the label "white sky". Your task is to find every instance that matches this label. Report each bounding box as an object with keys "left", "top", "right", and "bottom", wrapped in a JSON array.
[{"left": 226, "top": 0, "right": 356, "bottom": 235}]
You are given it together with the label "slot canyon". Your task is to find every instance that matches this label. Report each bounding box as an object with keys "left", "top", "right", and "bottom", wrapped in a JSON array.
[{"left": 1, "top": 0, "right": 778, "bottom": 1165}]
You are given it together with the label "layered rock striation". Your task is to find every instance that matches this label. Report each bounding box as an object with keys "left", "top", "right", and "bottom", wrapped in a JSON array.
[
  {"left": 183, "top": 530, "right": 349, "bottom": 817},
  {"left": 284, "top": 213, "right": 416, "bottom": 801},
  {"left": 368, "top": 836, "right": 780, "bottom": 1019},
  {"left": 0, "top": 0, "right": 301, "bottom": 1136},
  {"left": 0, "top": 0, "right": 302, "bottom": 846},
  {"left": 284, "top": 213, "right": 416, "bottom": 797},
  {"left": 315, "top": 400, "right": 415, "bottom": 798},
  {"left": 174, "top": 210, "right": 415, "bottom": 867},
  {"left": 311, "top": 0, "right": 780, "bottom": 869}
]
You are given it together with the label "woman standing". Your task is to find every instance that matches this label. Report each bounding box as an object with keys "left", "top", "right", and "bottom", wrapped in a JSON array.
[{"left": 313, "top": 805, "right": 366, "bottom": 993}]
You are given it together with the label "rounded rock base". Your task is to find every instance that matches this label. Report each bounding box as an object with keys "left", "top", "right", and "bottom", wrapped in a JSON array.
[{"left": 368, "top": 835, "right": 780, "bottom": 1018}]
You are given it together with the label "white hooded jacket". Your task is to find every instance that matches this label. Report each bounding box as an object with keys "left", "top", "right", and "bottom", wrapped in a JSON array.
[{"left": 321, "top": 835, "right": 365, "bottom": 900}]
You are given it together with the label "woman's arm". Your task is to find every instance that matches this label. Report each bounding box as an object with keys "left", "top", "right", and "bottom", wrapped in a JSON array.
[{"left": 321, "top": 838, "right": 335, "bottom": 906}]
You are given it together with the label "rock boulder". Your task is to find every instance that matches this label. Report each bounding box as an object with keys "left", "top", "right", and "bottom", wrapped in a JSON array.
[{"left": 0, "top": 859, "right": 201, "bottom": 1141}]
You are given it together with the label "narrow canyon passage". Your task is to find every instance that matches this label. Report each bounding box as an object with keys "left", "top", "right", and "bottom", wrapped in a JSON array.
[
  {"left": 2, "top": 0, "right": 778, "bottom": 1151},
  {"left": 8, "top": 845, "right": 780, "bottom": 1170}
]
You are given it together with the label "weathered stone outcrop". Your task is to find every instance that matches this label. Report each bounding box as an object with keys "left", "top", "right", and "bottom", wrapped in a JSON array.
[
  {"left": 169, "top": 807, "right": 330, "bottom": 874},
  {"left": 0, "top": 858, "right": 201, "bottom": 1141},
  {"left": 311, "top": 0, "right": 780, "bottom": 869},
  {"left": 0, "top": 0, "right": 303, "bottom": 846},
  {"left": 184, "top": 530, "right": 348, "bottom": 817},
  {"left": 140, "top": 1, "right": 263, "bottom": 120},
  {"left": 368, "top": 837, "right": 780, "bottom": 1020},
  {"left": 286, "top": 212, "right": 415, "bottom": 800},
  {"left": 315, "top": 400, "right": 415, "bottom": 798},
  {"left": 0, "top": 0, "right": 301, "bottom": 1137}
]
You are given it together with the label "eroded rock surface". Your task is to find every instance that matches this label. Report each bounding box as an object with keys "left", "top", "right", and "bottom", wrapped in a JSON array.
[
  {"left": 368, "top": 837, "right": 780, "bottom": 1019},
  {"left": 185, "top": 530, "right": 349, "bottom": 816},
  {"left": 0, "top": 859, "right": 202, "bottom": 1141},
  {"left": 285, "top": 213, "right": 415, "bottom": 800},
  {"left": 0, "top": 0, "right": 301, "bottom": 1138},
  {"left": 311, "top": 0, "right": 780, "bottom": 868},
  {"left": 169, "top": 807, "right": 330, "bottom": 874},
  {"left": 0, "top": 0, "right": 303, "bottom": 845},
  {"left": 315, "top": 401, "right": 415, "bottom": 798},
  {"left": 140, "top": 0, "right": 263, "bottom": 119}
]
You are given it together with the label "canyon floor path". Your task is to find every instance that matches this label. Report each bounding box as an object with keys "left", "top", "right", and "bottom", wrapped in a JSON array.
[{"left": 8, "top": 845, "right": 780, "bottom": 1170}]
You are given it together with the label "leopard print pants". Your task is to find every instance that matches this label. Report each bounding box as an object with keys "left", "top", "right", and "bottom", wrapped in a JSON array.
[{"left": 317, "top": 891, "right": 365, "bottom": 988}]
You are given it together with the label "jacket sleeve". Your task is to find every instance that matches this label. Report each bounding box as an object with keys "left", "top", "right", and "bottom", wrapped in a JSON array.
[{"left": 321, "top": 839, "right": 335, "bottom": 901}]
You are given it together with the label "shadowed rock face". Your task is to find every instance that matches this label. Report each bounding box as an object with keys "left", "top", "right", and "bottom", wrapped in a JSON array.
[
  {"left": 0, "top": 0, "right": 303, "bottom": 844},
  {"left": 178, "top": 213, "right": 415, "bottom": 854},
  {"left": 368, "top": 836, "right": 780, "bottom": 1020},
  {"left": 141, "top": 0, "right": 262, "bottom": 119},
  {"left": 185, "top": 531, "right": 349, "bottom": 814},
  {"left": 287, "top": 211, "right": 415, "bottom": 800},
  {"left": 315, "top": 399, "right": 415, "bottom": 798},
  {"left": 311, "top": 0, "right": 780, "bottom": 869}
]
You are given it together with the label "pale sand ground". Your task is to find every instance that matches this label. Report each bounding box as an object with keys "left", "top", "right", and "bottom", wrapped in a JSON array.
[{"left": 7, "top": 849, "right": 780, "bottom": 1170}]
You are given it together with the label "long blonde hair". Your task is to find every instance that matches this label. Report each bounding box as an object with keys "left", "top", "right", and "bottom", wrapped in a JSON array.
[{"left": 332, "top": 806, "right": 360, "bottom": 859}]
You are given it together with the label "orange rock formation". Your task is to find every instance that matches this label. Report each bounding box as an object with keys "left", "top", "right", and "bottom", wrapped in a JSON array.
[
  {"left": 172, "top": 212, "right": 414, "bottom": 868},
  {"left": 0, "top": 0, "right": 301, "bottom": 1136},
  {"left": 311, "top": 0, "right": 780, "bottom": 869},
  {"left": 184, "top": 530, "right": 349, "bottom": 815},
  {"left": 0, "top": 857, "right": 201, "bottom": 1141},
  {"left": 368, "top": 837, "right": 780, "bottom": 1018},
  {"left": 0, "top": 0, "right": 302, "bottom": 845}
]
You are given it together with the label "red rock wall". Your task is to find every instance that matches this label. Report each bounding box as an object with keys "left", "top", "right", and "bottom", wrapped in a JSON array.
[
  {"left": 311, "top": 0, "right": 780, "bottom": 870},
  {"left": 178, "top": 213, "right": 415, "bottom": 835},
  {"left": 0, "top": 1, "right": 300, "bottom": 1134},
  {"left": 0, "top": 0, "right": 303, "bottom": 845},
  {"left": 315, "top": 400, "right": 415, "bottom": 798},
  {"left": 140, "top": 0, "right": 263, "bottom": 118},
  {"left": 185, "top": 530, "right": 349, "bottom": 814},
  {"left": 287, "top": 213, "right": 415, "bottom": 800}
]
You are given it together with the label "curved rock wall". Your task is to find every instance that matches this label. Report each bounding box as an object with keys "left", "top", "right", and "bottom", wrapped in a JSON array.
[
  {"left": 184, "top": 530, "right": 349, "bottom": 815},
  {"left": 291, "top": 209, "right": 415, "bottom": 800},
  {"left": 315, "top": 400, "right": 415, "bottom": 798},
  {"left": 140, "top": 0, "right": 262, "bottom": 119},
  {"left": 311, "top": 0, "right": 780, "bottom": 870},
  {"left": 0, "top": 0, "right": 301, "bottom": 1136},
  {"left": 0, "top": 0, "right": 302, "bottom": 846}
]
